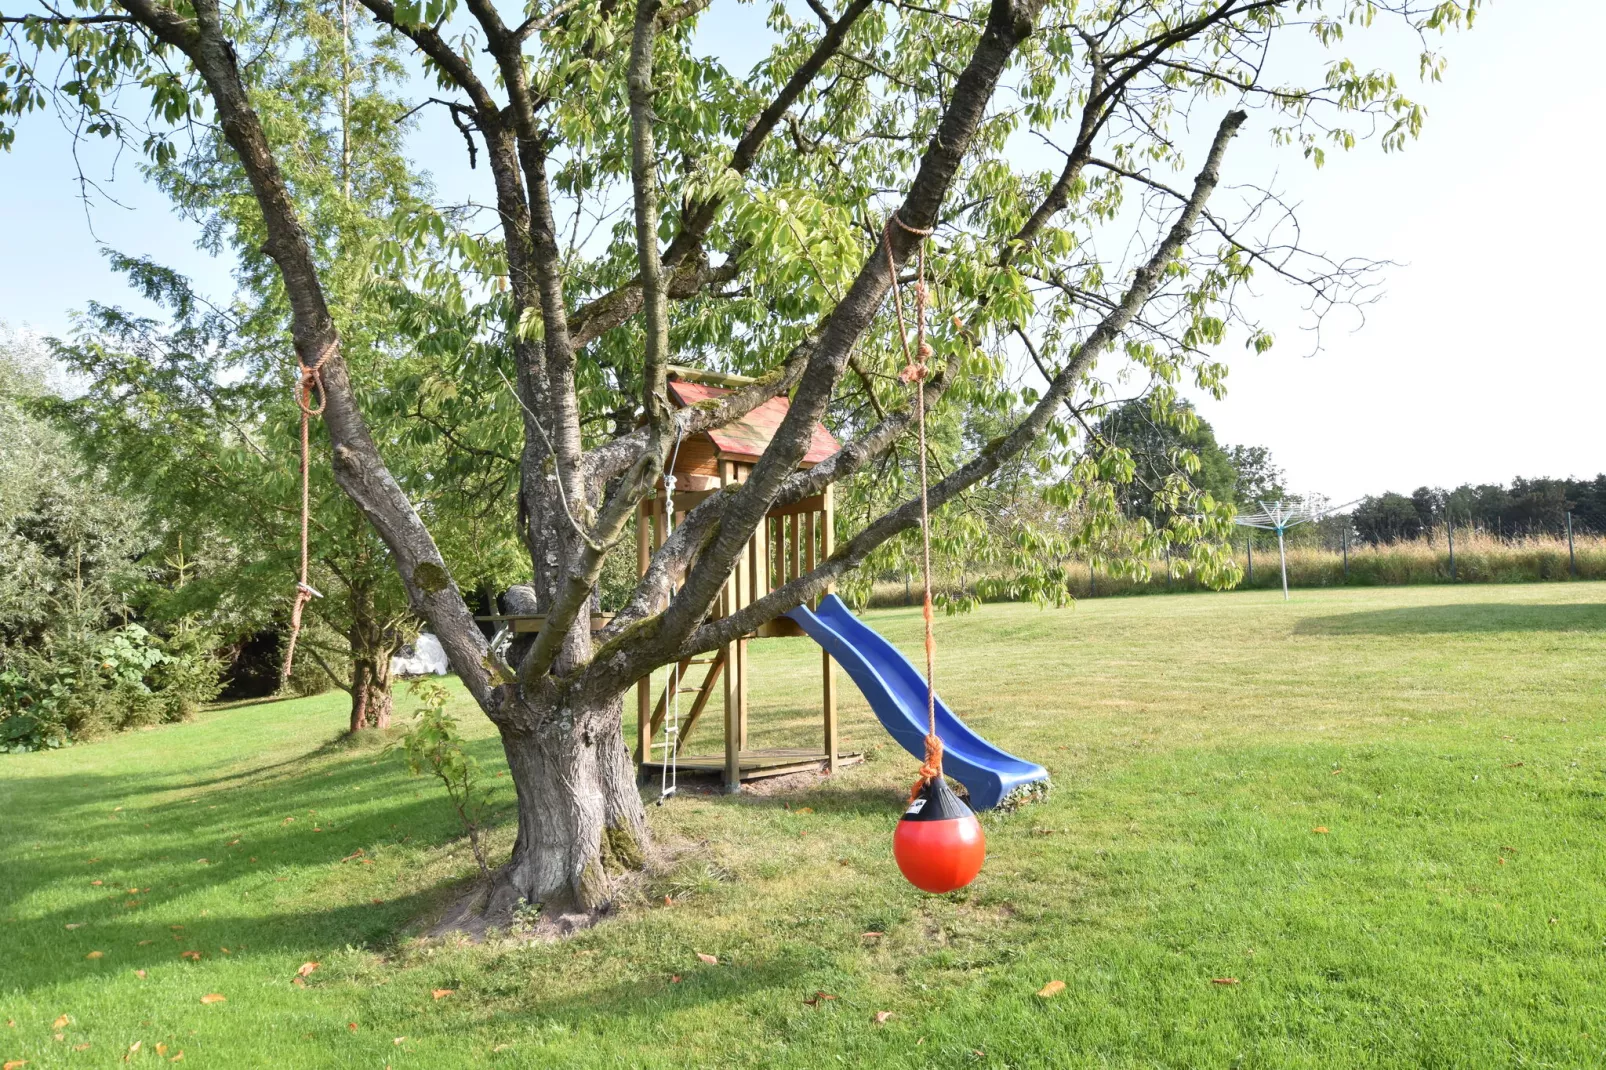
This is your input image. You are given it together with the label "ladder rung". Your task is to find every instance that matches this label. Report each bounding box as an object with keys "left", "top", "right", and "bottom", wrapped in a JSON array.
[
  {"left": 675, "top": 687, "right": 701, "bottom": 694},
  {"left": 687, "top": 658, "right": 716, "bottom": 665}
]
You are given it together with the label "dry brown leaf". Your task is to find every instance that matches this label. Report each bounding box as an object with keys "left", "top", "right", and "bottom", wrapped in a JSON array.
[
  {"left": 669, "top": 975, "right": 682, "bottom": 983},
  {"left": 180, "top": 950, "right": 202, "bottom": 961},
  {"left": 393, "top": 1037, "right": 406, "bottom": 1045},
  {"left": 64, "top": 923, "right": 82, "bottom": 930},
  {"left": 134, "top": 970, "right": 146, "bottom": 979},
  {"left": 128, "top": 1041, "right": 142, "bottom": 1053},
  {"left": 291, "top": 977, "right": 305, "bottom": 988},
  {"left": 861, "top": 931, "right": 884, "bottom": 939},
  {"left": 347, "top": 1023, "right": 358, "bottom": 1032},
  {"left": 4, "top": 1059, "right": 26, "bottom": 1069},
  {"left": 696, "top": 953, "right": 717, "bottom": 965},
  {"left": 431, "top": 989, "right": 454, "bottom": 1000},
  {"left": 52, "top": 1016, "right": 67, "bottom": 1030},
  {"left": 91, "top": 881, "right": 103, "bottom": 887},
  {"left": 1312, "top": 827, "right": 1329, "bottom": 834},
  {"left": 1037, "top": 980, "right": 1067, "bottom": 998},
  {"left": 170, "top": 1053, "right": 183, "bottom": 1062},
  {"left": 170, "top": 925, "right": 184, "bottom": 931},
  {"left": 85, "top": 951, "right": 104, "bottom": 960},
  {"left": 874, "top": 1011, "right": 894, "bottom": 1024},
  {"left": 199, "top": 994, "right": 225, "bottom": 1004},
  {"left": 73, "top": 1044, "right": 90, "bottom": 1052},
  {"left": 796, "top": 807, "right": 813, "bottom": 814},
  {"left": 297, "top": 962, "right": 319, "bottom": 977},
  {"left": 155, "top": 1043, "right": 168, "bottom": 1056},
  {"left": 138, "top": 941, "right": 152, "bottom": 947},
  {"left": 1211, "top": 977, "right": 1240, "bottom": 985}
]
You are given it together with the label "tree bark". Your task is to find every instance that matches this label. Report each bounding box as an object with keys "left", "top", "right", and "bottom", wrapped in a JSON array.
[
  {"left": 485, "top": 686, "right": 646, "bottom": 914},
  {"left": 349, "top": 651, "right": 393, "bottom": 731}
]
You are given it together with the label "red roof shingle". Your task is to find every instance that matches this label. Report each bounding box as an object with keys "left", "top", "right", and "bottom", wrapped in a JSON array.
[{"left": 668, "top": 379, "right": 839, "bottom": 466}]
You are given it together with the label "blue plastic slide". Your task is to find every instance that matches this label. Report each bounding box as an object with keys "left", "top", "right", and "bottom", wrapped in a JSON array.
[{"left": 785, "top": 595, "right": 1049, "bottom": 810}]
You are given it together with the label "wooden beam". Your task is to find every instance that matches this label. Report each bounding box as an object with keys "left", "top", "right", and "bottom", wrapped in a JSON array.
[
  {"left": 721, "top": 459, "right": 741, "bottom": 794},
  {"left": 667, "top": 363, "right": 758, "bottom": 388}
]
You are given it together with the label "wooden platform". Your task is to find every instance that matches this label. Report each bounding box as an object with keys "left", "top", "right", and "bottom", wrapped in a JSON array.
[{"left": 640, "top": 747, "right": 862, "bottom": 782}]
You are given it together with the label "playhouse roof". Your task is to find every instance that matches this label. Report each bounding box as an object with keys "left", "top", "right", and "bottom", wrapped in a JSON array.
[{"left": 668, "top": 379, "right": 839, "bottom": 466}]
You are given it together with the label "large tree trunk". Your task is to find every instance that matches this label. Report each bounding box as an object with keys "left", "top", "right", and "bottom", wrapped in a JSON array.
[
  {"left": 349, "top": 651, "right": 393, "bottom": 732},
  {"left": 484, "top": 686, "right": 647, "bottom": 916}
]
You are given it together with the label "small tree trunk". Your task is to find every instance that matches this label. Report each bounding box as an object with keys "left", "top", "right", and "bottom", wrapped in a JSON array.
[
  {"left": 484, "top": 687, "right": 647, "bottom": 916},
  {"left": 349, "top": 652, "right": 393, "bottom": 732}
]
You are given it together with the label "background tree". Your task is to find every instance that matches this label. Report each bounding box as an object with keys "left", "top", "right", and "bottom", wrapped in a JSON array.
[
  {"left": 2, "top": 0, "right": 1480, "bottom": 915},
  {"left": 39, "top": 0, "right": 526, "bottom": 730}
]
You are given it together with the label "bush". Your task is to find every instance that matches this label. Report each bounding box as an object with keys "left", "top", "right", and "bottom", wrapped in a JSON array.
[{"left": 0, "top": 622, "right": 223, "bottom": 752}]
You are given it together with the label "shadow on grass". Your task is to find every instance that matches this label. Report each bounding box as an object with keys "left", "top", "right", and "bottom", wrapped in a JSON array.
[
  {"left": 1295, "top": 601, "right": 1606, "bottom": 636},
  {"left": 0, "top": 734, "right": 514, "bottom": 994}
]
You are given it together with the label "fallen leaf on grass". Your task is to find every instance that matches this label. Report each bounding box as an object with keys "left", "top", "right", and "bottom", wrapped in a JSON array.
[
  {"left": 85, "top": 951, "right": 104, "bottom": 960},
  {"left": 1497, "top": 857, "right": 1507, "bottom": 865},
  {"left": 492, "top": 1044, "right": 512, "bottom": 1052},
  {"left": 1505, "top": 762, "right": 1524, "bottom": 768},
  {"left": 874, "top": 1011, "right": 894, "bottom": 1024},
  {"left": 180, "top": 951, "right": 201, "bottom": 961},
  {"left": 170, "top": 925, "right": 184, "bottom": 931},
  {"left": 1211, "top": 978, "right": 1240, "bottom": 985},
  {"left": 199, "top": 994, "right": 225, "bottom": 1004},
  {"left": 52, "top": 1016, "right": 68, "bottom": 1030},
  {"left": 4, "top": 1059, "right": 26, "bottom": 1068},
  {"left": 156, "top": 1043, "right": 167, "bottom": 1055},
  {"left": 1037, "top": 980, "right": 1066, "bottom": 999},
  {"left": 282, "top": 817, "right": 295, "bottom": 825},
  {"left": 134, "top": 971, "right": 146, "bottom": 979},
  {"left": 393, "top": 1037, "right": 406, "bottom": 1045},
  {"left": 1312, "top": 827, "right": 1329, "bottom": 834},
  {"left": 347, "top": 1023, "right": 358, "bottom": 1032},
  {"left": 796, "top": 807, "right": 813, "bottom": 814},
  {"left": 64, "top": 923, "right": 83, "bottom": 930},
  {"left": 195, "top": 859, "right": 209, "bottom": 865},
  {"left": 138, "top": 941, "right": 152, "bottom": 947},
  {"left": 802, "top": 991, "right": 837, "bottom": 1007},
  {"left": 669, "top": 975, "right": 682, "bottom": 984},
  {"left": 341, "top": 850, "right": 365, "bottom": 862},
  {"left": 73, "top": 1044, "right": 89, "bottom": 1052},
  {"left": 297, "top": 962, "right": 319, "bottom": 978},
  {"left": 227, "top": 840, "right": 239, "bottom": 847},
  {"left": 431, "top": 989, "right": 454, "bottom": 1000},
  {"left": 371, "top": 899, "right": 384, "bottom": 905},
  {"left": 91, "top": 881, "right": 103, "bottom": 887},
  {"left": 696, "top": 953, "right": 717, "bottom": 965},
  {"left": 170, "top": 1052, "right": 183, "bottom": 1062},
  {"left": 860, "top": 931, "right": 884, "bottom": 940}
]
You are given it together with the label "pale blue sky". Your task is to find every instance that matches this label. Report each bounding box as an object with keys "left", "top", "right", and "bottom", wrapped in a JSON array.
[{"left": 3, "top": 1, "right": 1602, "bottom": 500}]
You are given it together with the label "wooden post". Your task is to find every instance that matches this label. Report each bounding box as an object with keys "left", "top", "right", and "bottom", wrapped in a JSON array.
[
  {"left": 635, "top": 498, "right": 652, "bottom": 764},
  {"left": 720, "top": 460, "right": 741, "bottom": 793},
  {"left": 820, "top": 486, "right": 838, "bottom": 773}
]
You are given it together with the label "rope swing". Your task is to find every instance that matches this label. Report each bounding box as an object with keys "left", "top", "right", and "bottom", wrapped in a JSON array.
[
  {"left": 280, "top": 352, "right": 328, "bottom": 684},
  {"left": 883, "top": 214, "right": 986, "bottom": 895}
]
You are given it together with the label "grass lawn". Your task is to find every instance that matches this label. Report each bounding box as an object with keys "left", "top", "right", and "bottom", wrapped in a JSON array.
[{"left": 4, "top": 582, "right": 1606, "bottom": 1068}]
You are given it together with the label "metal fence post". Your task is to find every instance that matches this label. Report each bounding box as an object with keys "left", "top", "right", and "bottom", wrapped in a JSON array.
[
  {"left": 1089, "top": 559, "right": 1096, "bottom": 597},
  {"left": 1447, "top": 514, "right": 1456, "bottom": 581},
  {"left": 1567, "top": 511, "right": 1577, "bottom": 578},
  {"left": 1247, "top": 537, "right": 1253, "bottom": 584},
  {"left": 1342, "top": 525, "right": 1349, "bottom": 583}
]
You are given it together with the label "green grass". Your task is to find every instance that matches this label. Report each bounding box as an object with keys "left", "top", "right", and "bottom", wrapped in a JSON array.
[{"left": 5, "top": 583, "right": 1606, "bottom": 1067}]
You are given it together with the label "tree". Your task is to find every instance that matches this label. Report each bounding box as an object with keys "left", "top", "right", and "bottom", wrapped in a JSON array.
[
  {"left": 37, "top": 1, "right": 526, "bottom": 730},
  {"left": 3, "top": 0, "right": 1480, "bottom": 914},
  {"left": 1352, "top": 491, "right": 1424, "bottom": 545}
]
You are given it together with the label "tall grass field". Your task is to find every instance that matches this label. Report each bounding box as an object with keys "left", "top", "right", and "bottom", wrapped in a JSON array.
[
  {"left": 3, "top": 583, "right": 1605, "bottom": 1067},
  {"left": 871, "top": 529, "right": 1606, "bottom": 606}
]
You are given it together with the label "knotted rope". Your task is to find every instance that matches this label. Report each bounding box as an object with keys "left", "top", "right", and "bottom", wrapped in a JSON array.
[
  {"left": 280, "top": 352, "right": 329, "bottom": 683},
  {"left": 883, "top": 213, "right": 941, "bottom": 804}
]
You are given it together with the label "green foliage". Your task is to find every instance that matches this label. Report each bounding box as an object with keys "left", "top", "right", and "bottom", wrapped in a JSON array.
[{"left": 395, "top": 678, "right": 493, "bottom": 877}]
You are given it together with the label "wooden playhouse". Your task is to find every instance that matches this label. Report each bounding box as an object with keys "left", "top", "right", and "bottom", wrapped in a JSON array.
[{"left": 634, "top": 367, "right": 861, "bottom": 792}]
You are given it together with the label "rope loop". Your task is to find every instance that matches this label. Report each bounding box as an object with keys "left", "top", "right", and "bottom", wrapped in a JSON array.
[
  {"left": 281, "top": 352, "right": 332, "bottom": 683},
  {"left": 883, "top": 211, "right": 943, "bottom": 800}
]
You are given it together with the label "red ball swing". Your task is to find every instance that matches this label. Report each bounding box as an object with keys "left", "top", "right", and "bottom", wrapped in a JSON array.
[{"left": 882, "top": 213, "right": 985, "bottom": 895}]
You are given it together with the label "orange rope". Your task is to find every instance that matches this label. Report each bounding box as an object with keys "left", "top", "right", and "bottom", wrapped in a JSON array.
[
  {"left": 884, "top": 214, "right": 941, "bottom": 804},
  {"left": 280, "top": 354, "right": 329, "bottom": 683}
]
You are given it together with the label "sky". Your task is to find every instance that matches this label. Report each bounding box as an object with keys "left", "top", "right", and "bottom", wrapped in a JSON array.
[{"left": 3, "top": 1, "right": 1603, "bottom": 503}]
